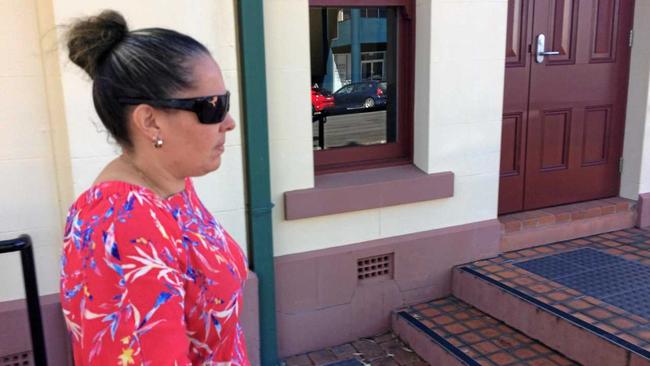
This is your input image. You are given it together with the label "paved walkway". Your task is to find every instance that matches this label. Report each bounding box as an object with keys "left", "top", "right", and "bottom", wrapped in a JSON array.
[{"left": 281, "top": 331, "right": 428, "bottom": 366}]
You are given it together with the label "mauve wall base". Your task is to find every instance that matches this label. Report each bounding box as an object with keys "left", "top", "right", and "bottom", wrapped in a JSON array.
[
  {"left": 0, "top": 275, "right": 260, "bottom": 366},
  {"left": 242, "top": 272, "right": 260, "bottom": 366},
  {"left": 274, "top": 219, "right": 501, "bottom": 357},
  {"left": 638, "top": 192, "right": 650, "bottom": 228},
  {"left": 0, "top": 294, "right": 72, "bottom": 366}
]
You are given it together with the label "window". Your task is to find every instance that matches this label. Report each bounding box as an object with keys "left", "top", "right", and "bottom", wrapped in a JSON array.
[
  {"left": 361, "top": 51, "right": 386, "bottom": 80},
  {"left": 309, "top": 0, "right": 414, "bottom": 174}
]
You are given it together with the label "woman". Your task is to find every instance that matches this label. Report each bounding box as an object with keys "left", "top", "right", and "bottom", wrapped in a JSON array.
[{"left": 59, "top": 10, "right": 250, "bottom": 365}]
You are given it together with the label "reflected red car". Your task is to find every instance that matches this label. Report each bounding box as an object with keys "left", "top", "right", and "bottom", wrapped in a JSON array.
[{"left": 311, "top": 87, "right": 335, "bottom": 113}]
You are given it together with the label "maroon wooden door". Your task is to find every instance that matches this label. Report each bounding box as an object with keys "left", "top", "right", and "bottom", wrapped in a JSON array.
[{"left": 499, "top": 0, "right": 634, "bottom": 214}]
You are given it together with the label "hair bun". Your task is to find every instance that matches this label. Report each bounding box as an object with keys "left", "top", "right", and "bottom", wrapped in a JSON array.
[{"left": 66, "top": 10, "right": 128, "bottom": 79}]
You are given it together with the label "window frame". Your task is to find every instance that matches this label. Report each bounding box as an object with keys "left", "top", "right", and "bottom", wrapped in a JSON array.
[{"left": 310, "top": 0, "right": 415, "bottom": 174}]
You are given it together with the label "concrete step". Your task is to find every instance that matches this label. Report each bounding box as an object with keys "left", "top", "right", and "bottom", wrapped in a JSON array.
[
  {"left": 453, "top": 228, "right": 650, "bottom": 366},
  {"left": 393, "top": 296, "right": 580, "bottom": 365}
]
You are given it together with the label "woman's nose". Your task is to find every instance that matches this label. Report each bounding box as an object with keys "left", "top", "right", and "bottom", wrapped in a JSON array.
[{"left": 221, "top": 113, "right": 236, "bottom": 132}]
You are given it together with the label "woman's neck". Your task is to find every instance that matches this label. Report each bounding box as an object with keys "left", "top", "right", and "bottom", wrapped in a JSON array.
[{"left": 119, "top": 153, "right": 185, "bottom": 198}]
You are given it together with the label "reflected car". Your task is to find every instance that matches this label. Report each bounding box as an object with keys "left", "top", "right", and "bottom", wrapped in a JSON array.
[
  {"left": 311, "top": 87, "right": 335, "bottom": 113},
  {"left": 332, "top": 81, "right": 387, "bottom": 110}
]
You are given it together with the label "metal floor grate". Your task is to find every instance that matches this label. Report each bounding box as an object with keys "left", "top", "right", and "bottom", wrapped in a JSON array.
[{"left": 514, "top": 248, "right": 650, "bottom": 319}]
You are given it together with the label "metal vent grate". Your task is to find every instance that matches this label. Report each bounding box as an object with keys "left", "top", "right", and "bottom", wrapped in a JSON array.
[
  {"left": 1, "top": 351, "right": 33, "bottom": 366},
  {"left": 357, "top": 253, "right": 393, "bottom": 281}
]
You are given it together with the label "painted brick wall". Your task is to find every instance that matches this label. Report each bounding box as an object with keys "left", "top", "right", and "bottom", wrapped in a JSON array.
[
  {"left": 621, "top": 1, "right": 650, "bottom": 199},
  {"left": 0, "top": 0, "right": 63, "bottom": 302},
  {"left": 0, "top": 0, "right": 249, "bottom": 302}
]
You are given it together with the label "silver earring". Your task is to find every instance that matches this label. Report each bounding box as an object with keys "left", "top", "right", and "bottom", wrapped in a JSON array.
[{"left": 153, "top": 136, "right": 163, "bottom": 148}]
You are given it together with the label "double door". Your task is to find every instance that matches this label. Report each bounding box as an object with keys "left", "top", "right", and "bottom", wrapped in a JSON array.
[{"left": 499, "top": 0, "right": 634, "bottom": 214}]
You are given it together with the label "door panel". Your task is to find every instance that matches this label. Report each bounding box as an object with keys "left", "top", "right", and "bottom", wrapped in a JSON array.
[
  {"left": 501, "top": 113, "right": 524, "bottom": 176},
  {"left": 548, "top": 0, "right": 578, "bottom": 65},
  {"left": 582, "top": 106, "right": 610, "bottom": 165},
  {"left": 591, "top": 0, "right": 619, "bottom": 61},
  {"left": 498, "top": 0, "right": 633, "bottom": 214},
  {"left": 523, "top": 0, "right": 633, "bottom": 210},
  {"left": 499, "top": 0, "right": 533, "bottom": 214},
  {"left": 539, "top": 109, "right": 570, "bottom": 170}
]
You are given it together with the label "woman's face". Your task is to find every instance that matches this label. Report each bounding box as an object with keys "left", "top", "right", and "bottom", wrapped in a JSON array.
[{"left": 156, "top": 55, "right": 236, "bottom": 178}]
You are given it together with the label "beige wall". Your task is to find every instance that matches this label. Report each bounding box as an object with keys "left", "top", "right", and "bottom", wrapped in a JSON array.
[
  {"left": 621, "top": 1, "right": 650, "bottom": 199},
  {"left": 265, "top": 0, "right": 507, "bottom": 256},
  {"left": 0, "top": 0, "right": 63, "bottom": 302},
  {"left": 50, "top": 1, "right": 247, "bottom": 251},
  {"left": 0, "top": 0, "right": 247, "bottom": 302}
]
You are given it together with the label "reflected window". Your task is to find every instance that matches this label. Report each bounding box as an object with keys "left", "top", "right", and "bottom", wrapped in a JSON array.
[
  {"left": 310, "top": 7, "right": 397, "bottom": 150},
  {"left": 309, "top": 2, "right": 413, "bottom": 173}
]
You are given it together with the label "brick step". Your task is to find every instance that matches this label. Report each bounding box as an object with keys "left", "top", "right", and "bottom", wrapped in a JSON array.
[
  {"left": 453, "top": 228, "right": 650, "bottom": 366},
  {"left": 499, "top": 197, "right": 637, "bottom": 252},
  {"left": 392, "top": 296, "right": 579, "bottom": 365}
]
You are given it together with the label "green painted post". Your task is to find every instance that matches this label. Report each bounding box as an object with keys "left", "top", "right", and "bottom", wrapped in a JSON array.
[{"left": 236, "top": 0, "right": 279, "bottom": 364}]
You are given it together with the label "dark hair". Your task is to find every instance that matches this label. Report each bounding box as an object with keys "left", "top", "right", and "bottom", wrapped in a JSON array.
[{"left": 65, "top": 10, "right": 210, "bottom": 147}]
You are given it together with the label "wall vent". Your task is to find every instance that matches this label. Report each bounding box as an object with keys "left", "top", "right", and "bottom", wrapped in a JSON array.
[
  {"left": 1, "top": 351, "right": 33, "bottom": 366},
  {"left": 357, "top": 253, "right": 394, "bottom": 281}
]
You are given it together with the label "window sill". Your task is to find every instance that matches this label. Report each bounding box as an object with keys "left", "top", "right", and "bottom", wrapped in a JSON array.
[{"left": 284, "top": 165, "right": 454, "bottom": 220}]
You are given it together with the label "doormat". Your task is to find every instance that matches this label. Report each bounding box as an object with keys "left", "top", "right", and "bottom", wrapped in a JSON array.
[{"left": 514, "top": 247, "right": 650, "bottom": 319}]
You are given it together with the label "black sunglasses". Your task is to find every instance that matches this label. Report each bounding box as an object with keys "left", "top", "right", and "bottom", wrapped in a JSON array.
[{"left": 118, "top": 91, "right": 230, "bottom": 124}]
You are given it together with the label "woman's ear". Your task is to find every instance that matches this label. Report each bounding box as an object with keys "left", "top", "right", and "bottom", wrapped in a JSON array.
[{"left": 130, "top": 104, "right": 161, "bottom": 141}]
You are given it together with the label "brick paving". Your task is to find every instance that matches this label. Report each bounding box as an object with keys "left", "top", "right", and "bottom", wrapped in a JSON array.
[
  {"left": 465, "top": 227, "right": 650, "bottom": 352},
  {"left": 499, "top": 198, "right": 635, "bottom": 233},
  {"left": 404, "top": 297, "right": 580, "bottom": 365},
  {"left": 281, "top": 331, "right": 428, "bottom": 366}
]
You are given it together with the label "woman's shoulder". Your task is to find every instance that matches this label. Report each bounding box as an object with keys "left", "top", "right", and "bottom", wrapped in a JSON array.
[
  {"left": 70, "top": 180, "right": 157, "bottom": 210},
  {"left": 65, "top": 180, "right": 180, "bottom": 234},
  {"left": 62, "top": 181, "right": 187, "bottom": 265}
]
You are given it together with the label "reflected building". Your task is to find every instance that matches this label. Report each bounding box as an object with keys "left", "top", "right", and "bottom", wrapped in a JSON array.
[{"left": 310, "top": 8, "right": 391, "bottom": 94}]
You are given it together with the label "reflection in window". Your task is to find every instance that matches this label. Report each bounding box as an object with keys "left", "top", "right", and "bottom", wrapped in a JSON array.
[{"left": 309, "top": 7, "right": 398, "bottom": 150}]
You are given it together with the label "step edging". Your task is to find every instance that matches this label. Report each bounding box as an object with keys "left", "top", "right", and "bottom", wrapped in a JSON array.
[
  {"left": 459, "top": 265, "right": 650, "bottom": 361},
  {"left": 397, "top": 310, "right": 481, "bottom": 366}
]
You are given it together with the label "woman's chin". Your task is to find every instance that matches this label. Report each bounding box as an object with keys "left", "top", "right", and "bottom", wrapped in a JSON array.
[
  {"left": 192, "top": 154, "right": 223, "bottom": 177},
  {"left": 207, "top": 156, "right": 222, "bottom": 172}
]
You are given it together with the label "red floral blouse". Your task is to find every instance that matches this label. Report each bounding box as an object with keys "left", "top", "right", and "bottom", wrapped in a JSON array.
[{"left": 60, "top": 179, "right": 250, "bottom": 365}]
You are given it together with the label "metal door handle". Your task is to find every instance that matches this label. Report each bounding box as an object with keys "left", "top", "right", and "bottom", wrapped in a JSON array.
[{"left": 535, "top": 34, "right": 560, "bottom": 63}]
